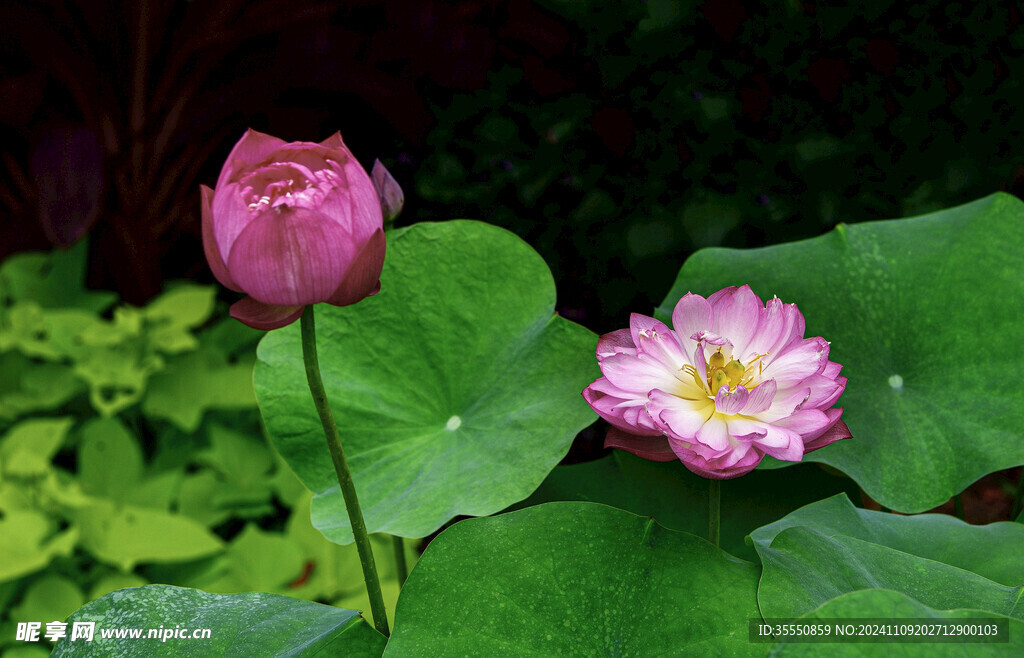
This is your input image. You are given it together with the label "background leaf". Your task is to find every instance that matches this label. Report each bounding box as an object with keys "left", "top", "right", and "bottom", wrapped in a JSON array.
[
  {"left": 77, "top": 418, "right": 143, "bottom": 504},
  {"left": 0, "top": 417, "right": 72, "bottom": 478},
  {"left": 0, "top": 510, "right": 78, "bottom": 581},
  {"left": 0, "top": 353, "right": 84, "bottom": 420},
  {"left": 142, "top": 349, "right": 257, "bottom": 432},
  {"left": 255, "top": 221, "right": 598, "bottom": 543},
  {"left": 657, "top": 193, "right": 1024, "bottom": 512},
  {"left": 385, "top": 502, "right": 761, "bottom": 656},
  {"left": 75, "top": 501, "right": 224, "bottom": 572},
  {"left": 0, "top": 240, "right": 115, "bottom": 313},
  {"left": 8, "top": 575, "right": 84, "bottom": 628}
]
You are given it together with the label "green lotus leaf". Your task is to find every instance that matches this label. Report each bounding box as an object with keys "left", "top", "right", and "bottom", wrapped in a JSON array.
[
  {"left": 254, "top": 221, "right": 598, "bottom": 543},
  {"left": 386, "top": 502, "right": 761, "bottom": 656},
  {"left": 751, "top": 494, "right": 1024, "bottom": 620}
]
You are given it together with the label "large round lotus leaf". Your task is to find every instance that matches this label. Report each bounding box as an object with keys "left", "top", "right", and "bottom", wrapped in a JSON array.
[
  {"left": 255, "top": 221, "right": 598, "bottom": 543},
  {"left": 766, "top": 589, "right": 1024, "bottom": 656},
  {"left": 515, "top": 451, "right": 859, "bottom": 561},
  {"left": 750, "top": 494, "right": 1024, "bottom": 620},
  {"left": 51, "top": 585, "right": 385, "bottom": 657},
  {"left": 385, "top": 502, "right": 761, "bottom": 656},
  {"left": 657, "top": 193, "right": 1024, "bottom": 512}
]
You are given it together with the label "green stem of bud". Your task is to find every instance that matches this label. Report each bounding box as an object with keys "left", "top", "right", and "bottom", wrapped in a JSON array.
[{"left": 300, "top": 305, "right": 389, "bottom": 637}]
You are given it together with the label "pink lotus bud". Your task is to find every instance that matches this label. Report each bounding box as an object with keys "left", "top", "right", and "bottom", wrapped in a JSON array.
[
  {"left": 582, "top": 286, "right": 851, "bottom": 479},
  {"left": 371, "top": 159, "right": 404, "bottom": 226},
  {"left": 201, "top": 129, "right": 386, "bottom": 330}
]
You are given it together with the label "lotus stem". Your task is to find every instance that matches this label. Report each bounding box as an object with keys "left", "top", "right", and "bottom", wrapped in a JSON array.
[
  {"left": 709, "top": 479, "right": 721, "bottom": 547},
  {"left": 300, "top": 305, "right": 389, "bottom": 637},
  {"left": 393, "top": 536, "right": 409, "bottom": 587}
]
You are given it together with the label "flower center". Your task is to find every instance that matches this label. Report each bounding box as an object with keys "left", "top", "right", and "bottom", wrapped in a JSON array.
[
  {"left": 240, "top": 162, "right": 343, "bottom": 214},
  {"left": 707, "top": 350, "right": 747, "bottom": 394},
  {"left": 683, "top": 347, "right": 768, "bottom": 397}
]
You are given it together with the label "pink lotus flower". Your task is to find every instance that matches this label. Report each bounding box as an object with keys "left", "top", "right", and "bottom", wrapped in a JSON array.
[
  {"left": 582, "top": 285, "right": 850, "bottom": 479},
  {"left": 201, "top": 129, "right": 387, "bottom": 330}
]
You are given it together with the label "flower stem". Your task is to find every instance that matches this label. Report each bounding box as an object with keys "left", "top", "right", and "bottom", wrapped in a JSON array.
[
  {"left": 393, "top": 535, "right": 408, "bottom": 587},
  {"left": 300, "top": 306, "right": 389, "bottom": 637},
  {"left": 708, "top": 479, "right": 721, "bottom": 547}
]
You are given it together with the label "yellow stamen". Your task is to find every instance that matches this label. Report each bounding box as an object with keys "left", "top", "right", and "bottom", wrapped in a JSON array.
[
  {"left": 711, "top": 369, "right": 729, "bottom": 394},
  {"left": 724, "top": 359, "right": 745, "bottom": 386},
  {"left": 682, "top": 364, "right": 706, "bottom": 392}
]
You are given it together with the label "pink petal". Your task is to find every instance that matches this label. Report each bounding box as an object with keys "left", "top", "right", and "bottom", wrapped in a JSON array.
[
  {"left": 319, "top": 132, "right": 345, "bottom": 149},
  {"left": 671, "top": 293, "right": 713, "bottom": 351},
  {"left": 761, "top": 298, "right": 807, "bottom": 357},
  {"left": 264, "top": 142, "right": 333, "bottom": 172},
  {"left": 327, "top": 228, "right": 386, "bottom": 306},
  {"left": 762, "top": 336, "right": 829, "bottom": 384},
  {"left": 600, "top": 352, "right": 681, "bottom": 394},
  {"left": 676, "top": 446, "right": 764, "bottom": 479},
  {"left": 628, "top": 313, "right": 662, "bottom": 347},
  {"left": 747, "top": 422, "right": 792, "bottom": 448},
  {"left": 742, "top": 379, "right": 777, "bottom": 415},
  {"left": 692, "top": 341, "right": 708, "bottom": 382},
  {"left": 708, "top": 285, "right": 764, "bottom": 357},
  {"left": 596, "top": 329, "right": 636, "bottom": 360},
  {"left": 714, "top": 385, "right": 749, "bottom": 415},
  {"left": 604, "top": 427, "right": 677, "bottom": 461},
  {"left": 746, "top": 296, "right": 799, "bottom": 357},
  {"left": 211, "top": 180, "right": 255, "bottom": 260},
  {"left": 668, "top": 436, "right": 722, "bottom": 461},
  {"left": 229, "top": 297, "right": 304, "bottom": 330},
  {"left": 262, "top": 138, "right": 383, "bottom": 244},
  {"left": 759, "top": 386, "right": 811, "bottom": 421},
  {"left": 586, "top": 375, "right": 647, "bottom": 405},
  {"left": 776, "top": 408, "right": 832, "bottom": 436},
  {"left": 801, "top": 373, "right": 846, "bottom": 409},
  {"left": 200, "top": 185, "right": 241, "bottom": 292},
  {"left": 648, "top": 389, "right": 714, "bottom": 439},
  {"left": 754, "top": 424, "right": 804, "bottom": 461},
  {"left": 216, "top": 129, "right": 287, "bottom": 190},
  {"left": 714, "top": 439, "right": 755, "bottom": 468},
  {"left": 803, "top": 411, "right": 852, "bottom": 451},
  {"left": 319, "top": 150, "right": 383, "bottom": 244},
  {"left": 372, "top": 159, "right": 404, "bottom": 223},
  {"left": 696, "top": 417, "right": 731, "bottom": 451},
  {"left": 723, "top": 417, "right": 768, "bottom": 441},
  {"left": 689, "top": 330, "right": 730, "bottom": 346},
  {"left": 226, "top": 206, "right": 356, "bottom": 306},
  {"left": 632, "top": 316, "right": 688, "bottom": 371},
  {"left": 821, "top": 360, "right": 843, "bottom": 379},
  {"left": 583, "top": 380, "right": 661, "bottom": 435}
]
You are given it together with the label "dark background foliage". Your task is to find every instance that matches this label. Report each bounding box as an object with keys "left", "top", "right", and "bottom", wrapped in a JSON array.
[{"left": 2, "top": 0, "right": 1022, "bottom": 333}]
